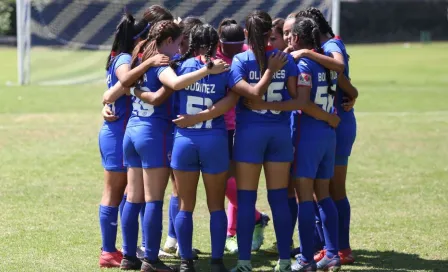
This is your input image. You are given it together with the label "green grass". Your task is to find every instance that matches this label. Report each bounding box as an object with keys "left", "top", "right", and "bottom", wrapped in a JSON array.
[{"left": 0, "top": 43, "right": 447, "bottom": 272}]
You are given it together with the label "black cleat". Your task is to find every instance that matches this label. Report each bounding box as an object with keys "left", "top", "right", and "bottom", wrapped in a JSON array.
[
  {"left": 141, "top": 258, "right": 173, "bottom": 272},
  {"left": 121, "top": 255, "right": 143, "bottom": 270},
  {"left": 210, "top": 258, "right": 229, "bottom": 272}
]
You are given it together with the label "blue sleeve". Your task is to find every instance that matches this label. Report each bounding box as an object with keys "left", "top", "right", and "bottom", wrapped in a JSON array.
[
  {"left": 286, "top": 55, "right": 298, "bottom": 78},
  {"left": 114, "top": 54, "right": 132, "bottom": 73},
  {"left": 156, "top": 65, "right": 169, "bottom": 77},
  {"left": 228, "top": 55, "right": 245, "bottom": 88},
  {"left": 324, "top": 41, "right": 343, "bottom": 55}
]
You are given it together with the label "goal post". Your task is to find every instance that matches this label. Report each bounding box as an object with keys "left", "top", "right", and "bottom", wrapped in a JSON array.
[
  {"left": 331, "top": 0, "right": 341, "bottom": 36},
  {"left": 16, "top": 0, "right": 31, "bottom": 85}
]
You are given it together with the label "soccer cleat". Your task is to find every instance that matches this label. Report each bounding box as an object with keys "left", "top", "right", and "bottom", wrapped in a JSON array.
[
  {"left": 99, "top": 250, "right": 123, "bottom": 268},
  {"left": 291, "top": 259, "right": 317, "bottom": 272},
  {"left": 163, "top": 237, "right": 178, "bottom": 254},
  {"left": 338, "top": 248, "right": 354, "bottom": 265},
  {"left": 137, "top": 247, "right": 145, "bottom": 260},
  {"left": 159, "top": 248, "right": 175, "bottom": 259},
  {"left": 290, "top": 247, "right": 301, "bottom": 259},
  {"left": 141, "top": 258, "right": 173, "bottom": 272},
  {"left": 225, "top": 236, "right": 238, "bottom": 254},
  {"left": 230, "top": 260, "right": 252, "bottom": 272},
  {"left": 274, "top": 259, "right": 292, "bottom": 272},
  {"left": 211, "top": 258, "right": 229, "bottom": 272},
  {"left": 251, "top": 213, "right": 270, "bottom": 251},
  {"left": 120, "top": 255, "right": 142, "bottom": 270},
  {"left": 316, "top": 255, "right": 341, "bottom": 272},
  {"left": 175, "top": 248, "right": 199, "bottom": 260},
  {"left": 313, "top": 250, "right": 326, "bottom": 263},
  {"left": 178, "top": 259, "right": 196, "bottom": 272}
]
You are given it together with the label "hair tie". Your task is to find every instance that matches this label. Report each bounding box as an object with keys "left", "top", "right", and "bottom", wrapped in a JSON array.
[
  {"left": 133, "top": 23, "right": 151, "bottom": 40},
  {"left": 110, "top": 51, "right": 117, "bottom": 57}
]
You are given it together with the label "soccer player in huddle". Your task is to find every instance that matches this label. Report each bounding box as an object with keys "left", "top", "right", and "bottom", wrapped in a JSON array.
[{"left": 98, "top": 10, "right": 170, "bottom": 268}]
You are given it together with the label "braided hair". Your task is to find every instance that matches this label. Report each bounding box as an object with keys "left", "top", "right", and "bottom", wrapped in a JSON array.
[
  {"left": 106, "top": 13, "right": 149, "bottom": 70},
  {"left": 170, "top": 24, "right": 219, "bottom": 70},
  {"left": 245, "top": 11, "right": 272, "bottom": 75},
  {"left": 296, "top": 7, "right": 335, "bottom": 38},
  {"left": 292, "top": 17, "right": 335, "bottom": 96}
]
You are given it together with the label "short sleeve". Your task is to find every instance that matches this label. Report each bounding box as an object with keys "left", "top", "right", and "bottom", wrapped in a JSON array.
[
  {"left": 228, "top": 55, "right": 245, "bottom": 88},
  {"left": 285, "top": 54, "right": 298, "bottom": 78},
  {"left": 156, "top": 65, "right": 169, "bottom": 77},
  {"left": 323, "top": 40, "right": 343, "bottom": 55},
  {"left": 297, "top": 60, "right": 312, "bottom": 87},
  {"left": 114, "top": 54, "right": 132, "bottom": 73}
]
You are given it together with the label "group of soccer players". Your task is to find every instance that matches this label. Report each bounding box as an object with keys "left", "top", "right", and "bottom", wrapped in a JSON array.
[{"left": 98, "top": 4, "right": 358, "bottom": 272}]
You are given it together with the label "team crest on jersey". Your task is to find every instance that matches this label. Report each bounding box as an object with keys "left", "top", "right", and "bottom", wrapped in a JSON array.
[{"left": 298, "top": 73, "right": 312, "bottom": 86}]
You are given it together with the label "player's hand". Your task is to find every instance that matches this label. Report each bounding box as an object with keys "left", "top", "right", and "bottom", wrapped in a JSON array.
[
  {"left": 327, "top": 114, "right": 340, "bottom": 128},
  {"left": 268, "top": 51, "right": 288, "bottom": 72},
  {"left": 244, "top": 98, "right": 267, "bottom": 110},
  {"left": 102, "top": 104, "right": 118, "bottom": 122},
  {"left": 290, "top": 49, "right": 308, "bottom": 60},
  {"left": 342, "top": 97, "right": 356, "bottom": 111},
  {"left": 283, "top": 46, "right": 294, "bottom": 54},
  {"left": 172, "top": 114, "right": 201, "bottom": 128},
  {"left": 148, "top": 54, "right": 170, "bottom": 67},
  {"left": 208, "top": 59, "right": 230, "bottom": 74},
  {"left": 124, "top": 87, "right": 131, "bottom": 96}
]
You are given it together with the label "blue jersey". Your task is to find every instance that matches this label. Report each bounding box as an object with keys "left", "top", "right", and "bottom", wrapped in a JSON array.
[
  {"left": 297, "top": 57, "right": 338, "bottom": 132},
  {"left": 322, "top": 38, "right": 352, "bottom": 116},
  {"left": 127, "top": 66, "right": 174, "bottom": 127},
  {"left": 105, "top": 53, "right": 132, "bottom": 131},
  {"left": 175, "top": 57, "right": 236, "bottom": 131},
  {"left": 230, "top": 48, "right": 298, "bottom": 126}
]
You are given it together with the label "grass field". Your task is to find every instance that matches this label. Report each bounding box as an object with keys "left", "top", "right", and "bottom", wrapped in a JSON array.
[{"left": 0, "top": 43, "right": 448, "bottom": 272}]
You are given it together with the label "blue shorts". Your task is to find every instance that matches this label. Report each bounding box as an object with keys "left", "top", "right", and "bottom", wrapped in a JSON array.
[
  {"left": 233, "top": 124, "right": 293, "bottom": 164},
  {"left": 171, "top": 129, "right": 229, "bottom": 174},
  {"left": 335, "top": 113, "right": 356, "bottom": 160},
  {"left": 292, "top": 128, "right": 336, "bottom": 180},
  {"left": 123, "top": 120, "right": 173, "bottom": 169},
  {"left": 99, "top": 126, "right": 126, "bottom": 172}
]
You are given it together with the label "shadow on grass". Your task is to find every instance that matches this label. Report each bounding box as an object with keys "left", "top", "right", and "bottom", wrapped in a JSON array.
[{"left": 345, "top": 249, "right": 448, "bottom": 271}]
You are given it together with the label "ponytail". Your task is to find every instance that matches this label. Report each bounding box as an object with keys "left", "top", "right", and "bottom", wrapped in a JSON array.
[
  {"left": 106, "top": 13, "right": 135, "bottom": 70},
  {"left": 245, "top": 11, "right": 272, "bottom": 75}
]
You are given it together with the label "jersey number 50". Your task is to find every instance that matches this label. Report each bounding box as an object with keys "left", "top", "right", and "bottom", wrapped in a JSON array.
[
  {"left": 186, "top": 96, "right": 213, "bottom": 129},
  {"left": 251, "top": 82, "right": 284, "bottom": 115}
]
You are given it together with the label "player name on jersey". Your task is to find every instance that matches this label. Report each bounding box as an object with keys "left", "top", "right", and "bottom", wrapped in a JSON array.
[
  {"left": 249, "top": 70, "right": 286, "bottom": 80},
  {"left": 318, "top": 71, "right": 338, "bottom": 82},
  {"left": 185, "top": 82, "right": 216, "bottom": 94}
]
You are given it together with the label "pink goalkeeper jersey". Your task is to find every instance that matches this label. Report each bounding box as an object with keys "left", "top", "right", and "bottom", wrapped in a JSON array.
[{"left": 216, "top": 44, "right": 249, "bottom": 131}]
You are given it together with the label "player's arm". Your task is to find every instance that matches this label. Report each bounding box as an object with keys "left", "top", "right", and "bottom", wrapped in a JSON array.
[
  {"left": 158, "top": 60, "right": 229, "bottom": 91},
  {"left": 297, "top": 86, "right": 339, "bottom": 128},
  {"left": 119, "top": 54, "right": 170, "bottom": 87},
  {"left": 132, "top": 86, "right": 174, "bottom": 106},
  {"left": 291, "top": 49, "right": 345, "bottom": 74},
  {"left": 173, "top": 92, "right": 239, "bottom": 128},
  {"left": 230, "top": 52, "right": 287, "bottom": 100},
  {"left": 337, "top": 74, "right": 358, "bottom": 99},
  {"left": 103, "top": 81, "right": 127, "bottom": 105}
]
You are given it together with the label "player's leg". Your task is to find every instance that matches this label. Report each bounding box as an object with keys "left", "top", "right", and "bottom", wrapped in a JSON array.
[
  {"left": 140, "top": 128, "right": 173, "bottom": 272},
  {"left": 98, "top": 128, "right": 127, "bottom": 268},
  {"left": 163, "top": 173, "right": 179, "bottom": 254},
  {"left": 264, "top": 125, "right": 294, "bottom": 271},
  {"left": 171, "top": 134, "right": 201, "bottom": 272},
  {"left": 232, "top": 126, "right": 265, "bottom": 271}
]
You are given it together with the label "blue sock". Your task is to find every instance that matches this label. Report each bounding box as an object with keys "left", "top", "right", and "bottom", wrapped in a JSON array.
[
  {"left": 143, "top": 201, "right": 163, "bottom": 261},
  {"left": 335, "top": 197, "right": 351, "bottom": 250},
  {"left": 140, "top": 204, "right": 146, "bottom": 248},
  {"left": 121, "top": 201, "right": 142, "bottom": 257},
  {"left": 99, "top": 205, "right": 119, "bottom": 253},
  {"left": 236, "top": 190, "right": 257, "bottom": 260},
  {"left": 318, "top": 197, "right": 339, "bottom": 258},
  {"left": 288, "top": 197, "right": 298, "bottom": 240},
  {"left": 119, "top": 194, "right": 127, "bottom": 219},
  {"left": 168, "top": 196, "right": 179, "bottom": 239},
  {"left": 210, "top": 210, "right": 227, "bottom": 259},
  {"left": 268, "top": 189, "right": 292, "bottom": 260},
  {"left": 314, "top": 201, "right": 325, "bottom": 252},
  {"left": 298, "top": 201, "right": 315, "bottom": 263},
  {"left": 175, "top": 211, "right": 193, "bottom": 259}
]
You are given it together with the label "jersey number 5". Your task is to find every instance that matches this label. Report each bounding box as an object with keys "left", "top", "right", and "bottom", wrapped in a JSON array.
[
  {"left": 186, "top": 96, "right": 213, "bottom": 129},
  {"left": 314, "top": 86, "right": 334, "bottom": 113},
  {"left": 251, "top": 82, "right": 284, "bottom": 114}
]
